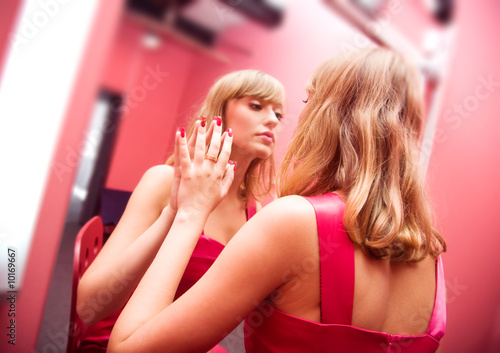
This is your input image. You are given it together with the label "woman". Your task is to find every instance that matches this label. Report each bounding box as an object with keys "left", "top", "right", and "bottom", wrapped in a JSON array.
[
  {"left": 76, "top": 70, "right": 285, "bottom": 352},
  {"left": 108, "top": 48, "right": 447, "bottom": 352}
]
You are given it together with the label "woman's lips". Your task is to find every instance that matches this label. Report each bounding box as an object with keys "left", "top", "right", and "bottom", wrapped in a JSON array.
[{"left": 257, "top": 131, "right": 275, "bottom": 143}]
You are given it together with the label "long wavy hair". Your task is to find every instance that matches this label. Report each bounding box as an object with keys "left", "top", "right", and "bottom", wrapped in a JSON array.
[
  {"left": 278, "top": 48, "right": 446, "bottom": 262},
  {"left": 166, "top": 70, "right": 285, "bottom": 201}
]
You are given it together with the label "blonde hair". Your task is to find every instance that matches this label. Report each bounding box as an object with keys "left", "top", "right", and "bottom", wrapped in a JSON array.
[
  {"left": 167, "top": 70, "right": 285, "bottom": 201},
  {"left": 278, "top": 48, "right": 446, "bottom": 262}
]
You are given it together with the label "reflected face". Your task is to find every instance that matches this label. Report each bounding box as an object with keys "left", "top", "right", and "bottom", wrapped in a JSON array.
[{"left": 224, "top": 96, "right": 283, "bottom": 161}]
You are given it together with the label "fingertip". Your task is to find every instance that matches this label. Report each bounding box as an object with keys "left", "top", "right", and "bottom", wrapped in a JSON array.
[{"left": 196, "top": 117, "right": 207, "bottom": 133}]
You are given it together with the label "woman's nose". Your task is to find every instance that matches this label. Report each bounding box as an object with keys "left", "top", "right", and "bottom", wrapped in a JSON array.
[{"left": 264, "top": 109, "right": 280, "bottom": 128}]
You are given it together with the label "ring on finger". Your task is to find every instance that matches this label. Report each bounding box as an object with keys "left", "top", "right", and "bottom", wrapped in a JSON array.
[{"left": 204, "top": 154, "right": 218, "bottom": 163}]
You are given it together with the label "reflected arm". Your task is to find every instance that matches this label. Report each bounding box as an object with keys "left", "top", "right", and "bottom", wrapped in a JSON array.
[{"left": 76, "top": 165, "right": 175, "bottom": 325}]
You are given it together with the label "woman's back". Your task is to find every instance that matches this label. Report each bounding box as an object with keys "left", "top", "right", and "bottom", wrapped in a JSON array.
[
  {"left": 245, "top": 193, "right": 445, "bottom": 352},
  {"left": 353, "top": 248, "right": 436, "bottom": 335}
]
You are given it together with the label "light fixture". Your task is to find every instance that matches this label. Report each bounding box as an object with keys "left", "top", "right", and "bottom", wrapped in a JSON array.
[{"left": 142, "top": 31, "right": 161, "bottom": 49}]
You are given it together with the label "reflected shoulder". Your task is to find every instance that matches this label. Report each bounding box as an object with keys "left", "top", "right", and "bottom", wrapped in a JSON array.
[
  {"left": 129, "top": 164, "right": 174, "bottom": 210},
  {"left": 138, "top": 165, "right": 174, "bottom": 192},
  {"left": 142, "top": 164, "right": 174, "bottom": 183}
]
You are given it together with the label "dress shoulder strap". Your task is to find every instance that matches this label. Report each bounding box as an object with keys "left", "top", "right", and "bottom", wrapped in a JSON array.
[
  {"left": 303, "top": 193, "right": 354, "bottom": 325},
  {"left": 246, "top": 198, "right": 257, "bottom": 220},
  {"left": 426, "top": 256, "right": 447, "bottom": 340}
]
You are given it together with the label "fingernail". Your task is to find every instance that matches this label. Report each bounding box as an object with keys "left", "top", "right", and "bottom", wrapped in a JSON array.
[
  {"left": 180, "top": 127, "right": 185, "bottom": 138},
  {"left": 201, "top": 116, "right": 207, "bottom": 128},
  {"left": 226, "top": 128, "right": 233, "bottom": 137},
  {"left": 215, "top": 116, "right": 222, "bottom": 127},
  {"left": 233, "top": 161, "right": 237, "bottom": 171}
]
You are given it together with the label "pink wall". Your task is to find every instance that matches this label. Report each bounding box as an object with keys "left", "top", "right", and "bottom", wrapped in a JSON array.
[
  {"left": 102, "top": 17, "right": 196, "bottom": 191},
  {"left": 427, "top": 0, "right": 500, "bottom": 351},
  {"left": 379, "top": 0, "right": 443, "bottom": 50}
]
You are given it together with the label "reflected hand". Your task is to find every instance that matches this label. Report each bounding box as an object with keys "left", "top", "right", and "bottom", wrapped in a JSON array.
[
  {"left": 170, "top": 117, "right": 234, "bottom": 222},
  {"left": 186, "top": 116, "right": 216, "bottom": 161}
]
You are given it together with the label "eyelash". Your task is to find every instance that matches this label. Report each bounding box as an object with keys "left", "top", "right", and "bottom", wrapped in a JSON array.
[{"left": 302, "top": 99, "right": 308, "bottom": 103}]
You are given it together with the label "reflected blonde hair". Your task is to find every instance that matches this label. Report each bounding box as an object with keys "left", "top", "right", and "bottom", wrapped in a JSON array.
[
  {"left": 278, "top": 48, "right": 446, "bottom": 262},
  {"left": 167, "top": 70, "right": 285, "bottom": 201}
]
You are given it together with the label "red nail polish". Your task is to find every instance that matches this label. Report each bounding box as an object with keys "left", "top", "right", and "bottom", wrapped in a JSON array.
[
  {"left": 201, "top": 116, "right": 207, "bottom": 128},
  {"left": 215, "top": 116, "right": 222, "bottom": 127},
  {"left": 180, "top": 128, "right": 185, "bottom": 138},
  {"left": 226, "top": 128, "right": 233, "bottom": 137},
  {"left": 233, "top": 161, "right": 237, "bottom": 171}
]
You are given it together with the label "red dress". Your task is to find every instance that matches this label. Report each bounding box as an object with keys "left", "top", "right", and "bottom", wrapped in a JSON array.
[
  {"left": 77, "top": 203, "right": 256, "bottom": 353},
  {"left": 244, "top": 193, "right": 446, "bottom": 352}
]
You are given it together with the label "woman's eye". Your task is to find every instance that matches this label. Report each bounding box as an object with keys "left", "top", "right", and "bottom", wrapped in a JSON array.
[
  {"left": 302, "top": 98, "right": 308, "bottom": 104},
  {"left": 249, "top": 103, "right": 262, "bottom": 110},
  {"left": 275, "top": 112, "right": 283, "bottom": 121}
]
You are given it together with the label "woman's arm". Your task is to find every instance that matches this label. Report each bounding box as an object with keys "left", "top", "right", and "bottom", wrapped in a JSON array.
[
  {"left": 76, "top": 164, "right": 176, "bottom": 326},
  {"left": 108, "top": 119, "right": 317, "bottom": 352},
  {"left": 108, "top": 194, "right": 316, "bottom": 353}
]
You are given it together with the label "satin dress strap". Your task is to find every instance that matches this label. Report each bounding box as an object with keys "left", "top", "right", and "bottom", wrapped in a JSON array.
[
  {"left": 304, "top": 193, "right": 354, "bottom": 324},
  {"left": 427, "top": 256, "right": 447, "bottom": 340},
  {"left": 246, "top": 198, "right": 257, "bottom": 219}
]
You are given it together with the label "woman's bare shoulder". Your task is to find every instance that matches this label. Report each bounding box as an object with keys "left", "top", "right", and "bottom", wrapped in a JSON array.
[
  {"left": 138, "top": 165, "right": 174, "bottom": 190},
  {"left": 259, "top": 195, "right": 313, "bottom": 216},
  {"left": 251, "top": 195, "right": 318, "bottom": 245},
  {"left": 142, "top": 164, "right": 174, "bottom": 182},
  {"left": 127, "top": 165, "right": 175, "bottom": 210}
]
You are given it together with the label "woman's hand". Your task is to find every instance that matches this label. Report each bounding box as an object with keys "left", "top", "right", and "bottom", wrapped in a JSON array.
[{"left": 170, "top": 116, "right": 234, "bottom": 223}]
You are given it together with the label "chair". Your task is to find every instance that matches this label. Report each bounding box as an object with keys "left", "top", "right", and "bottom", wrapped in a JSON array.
[{"left": 67, "top": 216, "right": 104, "bottom": 353}]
